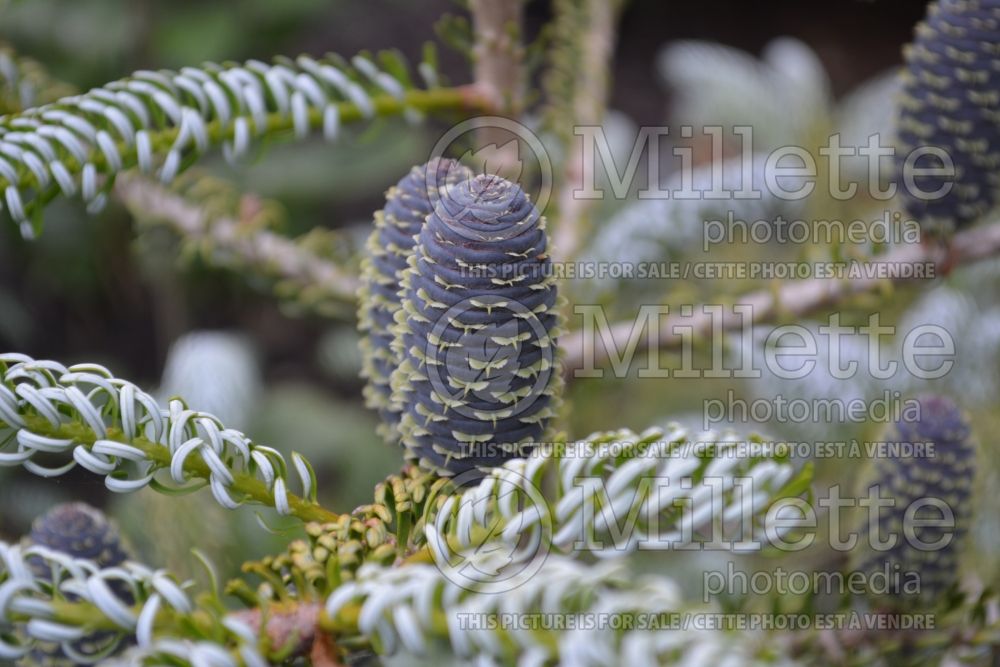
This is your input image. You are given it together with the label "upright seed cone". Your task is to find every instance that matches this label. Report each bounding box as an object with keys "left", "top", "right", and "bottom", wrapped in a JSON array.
[
  {"left": 390, "top": 173, "right": 561, "bottom": 476},
  {"left": 851, "top": 395, "right": 976, "bottom": 607},
  {"left": 896, "top": 0, "right": 1000, "bottom": 234}
]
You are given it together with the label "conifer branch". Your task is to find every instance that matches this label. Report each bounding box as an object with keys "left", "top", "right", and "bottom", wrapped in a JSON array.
[
  {"left": 0, "top": 53, "right": 492, "bottom": 239},
  {"left": 115, "top": 173, "right": 360, "bottom": 316},
  {"left": 562, "top": 221, "right": 1000, "bottom": 374},
  {"left": 0, "top": 353, "right": 339, "bottom": 523}
]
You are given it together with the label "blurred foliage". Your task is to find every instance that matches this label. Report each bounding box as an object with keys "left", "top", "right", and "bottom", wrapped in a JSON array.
[
  {"left": 0, "top": 0, "right": 455, "bottom": 560},
  {"left": 2, "top": 0, "right": 999, "bottom": 664}
]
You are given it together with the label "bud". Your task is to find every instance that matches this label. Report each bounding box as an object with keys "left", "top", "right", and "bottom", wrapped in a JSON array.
[
  {"left": 390, "top": 173, "right": 560, "bottom": 476},
  {"left": 853, "top": 395, "right": 976, "bottom": 605},
  {"left": 358, "top": 158, "right": 473, "bottom": 442},
  {"left": 896, "top": 0, "right": 1000, "bottom": 233}
]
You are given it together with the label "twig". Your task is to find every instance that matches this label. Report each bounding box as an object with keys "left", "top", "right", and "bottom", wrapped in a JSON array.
[
  {"left": 469, "top": 0, "right": 525, "bottom": 179},
  {"left": 469, "top": 0, "right": 525, "bottom": 115},
  {"left": 114, "top": 174, "right": 360, "bottom": 314},
  {"left": 561, "top": 222, "right": 1000, "bottom": 374},
  {"left": 550, "top": 0, "right": 623, "bottom": 265}
]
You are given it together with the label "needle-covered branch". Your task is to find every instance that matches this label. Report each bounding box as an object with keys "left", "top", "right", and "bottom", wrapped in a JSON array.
[
  {"left": 0, "top": 353, "right": 338, "bottom": 523},
  {"left": 0, "top": 52, "right": 492, "bottom": 239}
]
